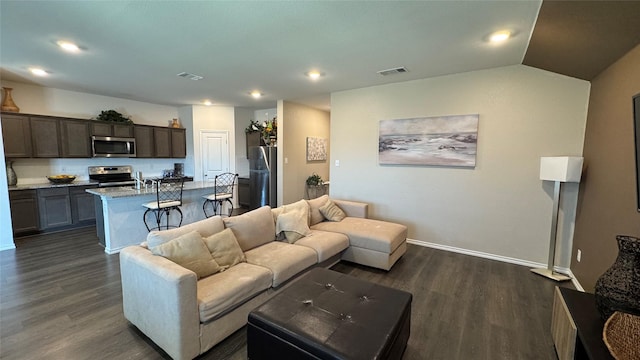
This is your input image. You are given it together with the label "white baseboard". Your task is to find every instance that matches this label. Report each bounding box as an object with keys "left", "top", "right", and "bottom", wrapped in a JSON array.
[{"left": 407, "top": 239, "right": 579, "bottom": 286}]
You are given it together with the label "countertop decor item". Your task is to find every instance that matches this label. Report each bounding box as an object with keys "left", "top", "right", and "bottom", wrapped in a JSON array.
[
  {"left": 595, "top": 235, "right": 640, "bottom": 320},
  {"left": 170, "top": 118, "right": 180, "bottom": 128},
  {"left": 306, "top": 173, "right": 324, "bottom": 186},
  {"left": 6, "top": 160, "right": 17, "bottom": 186},
  {"left": 1, "top": 87, "right": 20, "bottom": 112},
  {"left": 603, "top": 311, "right": 640, "bottom": 360},
  {"left": 46, "top": 175, "right": 76, "bottom": 184},
  {"left": 96, "top": 110, "right": 133, "bottom": 124}
]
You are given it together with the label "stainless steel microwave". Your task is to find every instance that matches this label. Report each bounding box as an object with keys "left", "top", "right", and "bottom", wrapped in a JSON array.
[{"left": 91, "top": 136, "right": 136, "bottom": 157}]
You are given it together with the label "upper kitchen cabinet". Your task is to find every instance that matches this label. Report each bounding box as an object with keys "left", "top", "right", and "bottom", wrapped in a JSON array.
[
  {"left": 153, "top": 127, "right": 171, "bottom": 158},
  {"left": 30, "top": 116, "right": 60, "bottom": 158},
  {"left": 171, "top": 128, "right": 186, "bottom": 158},
  {"left": 91, "top": 122, "right": 134, "bottom": 137},
  {"left": 60, "top": 118, "right": 91, "bottom": 158},
  {"left": 134, "top": 125, "right": 154, "bottom": 158},
  {"left": 1, "top": 113, "right": 32, "bottom": 157}
]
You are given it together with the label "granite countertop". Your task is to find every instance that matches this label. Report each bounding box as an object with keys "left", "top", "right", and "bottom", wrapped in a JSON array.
[
  {"left": 9, "top": 180, "right": 99, "bottom": 191},
  {"left": 86, "top": 181, "right": 216, "bottom": 199}
]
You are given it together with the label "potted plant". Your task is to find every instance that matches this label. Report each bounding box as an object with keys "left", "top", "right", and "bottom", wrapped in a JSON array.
[
  {"left": 96, "top": 110, "right": 133, "bottom": 124},
  {"left": 306, "top": 173, "right": 324, "bottom": 187}
]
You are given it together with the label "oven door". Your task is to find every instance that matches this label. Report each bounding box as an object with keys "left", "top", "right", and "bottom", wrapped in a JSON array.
[{"left": 92, "top": 136, "right": 136, "bottom": 157}]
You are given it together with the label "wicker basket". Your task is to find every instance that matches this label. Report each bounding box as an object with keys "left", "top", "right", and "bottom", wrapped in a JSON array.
[{"left": 603, "top": 311, "right": 640, "bottom": 360}]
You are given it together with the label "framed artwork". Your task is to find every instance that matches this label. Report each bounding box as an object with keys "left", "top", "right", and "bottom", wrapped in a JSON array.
[
  {"left": 379, "top": 114, "right": 479, "bottom": 167},
  {"left": 306, "top": 137, "right": 327, "bottom": 161}
]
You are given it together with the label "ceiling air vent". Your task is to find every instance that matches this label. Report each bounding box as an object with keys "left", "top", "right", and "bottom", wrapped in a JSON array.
[
  {"left": 177, "top": 72, "right": 204, "bottom": 81},
  {"left": 377, "top": 67, "right": 408, "bottom": 76}
]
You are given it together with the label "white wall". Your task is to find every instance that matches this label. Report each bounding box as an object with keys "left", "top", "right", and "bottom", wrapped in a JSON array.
[
  {"left": 191, "top": 105, "right": 236, "bottom": 182},
  {"left": 330, "top": 65, "right": 590, "bottom": 268},
  {"left": 281, "top": 101, "right": 330, "bottom": 204},
  {"left": 234, "top": 107, "right": 254, "bottom": 177},
  {"left": 0, "top": 119, "right": 15, "bottom": 250}
]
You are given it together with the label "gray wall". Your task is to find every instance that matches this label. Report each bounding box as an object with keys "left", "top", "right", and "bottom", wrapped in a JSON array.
[{"left": 330, "top": 64, "right": 590, "bottom": 268}]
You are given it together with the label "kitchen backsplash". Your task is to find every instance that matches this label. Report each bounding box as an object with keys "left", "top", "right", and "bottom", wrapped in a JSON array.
[{"left": 10, "top": 158, "right": 186, "bottom": 185}]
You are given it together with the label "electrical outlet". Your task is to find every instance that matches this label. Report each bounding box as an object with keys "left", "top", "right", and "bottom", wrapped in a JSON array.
[
  {"left": 335, "top": 160, "right": 340, "bottom": 167},
  {"left": 577, "top": 249, "right": 582, "bottom": 262}
]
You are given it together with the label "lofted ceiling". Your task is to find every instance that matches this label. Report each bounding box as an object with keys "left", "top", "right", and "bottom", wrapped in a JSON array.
[{"left": 1, "top": 1, "right": 639, "bottom": 112}]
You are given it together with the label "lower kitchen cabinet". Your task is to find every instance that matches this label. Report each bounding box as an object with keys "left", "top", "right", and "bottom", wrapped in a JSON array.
[
  {"left": 9, "top": 190, "right": 39, "bottom": 236},
  {"left": 70, "top": 186, "right": 97, "bottom": 224},
  {"left": 238, "top": 177, "right": 249, "bottom": 208},
  {"left": 38, "top": 187, "right": 72, "bottom": 229}
]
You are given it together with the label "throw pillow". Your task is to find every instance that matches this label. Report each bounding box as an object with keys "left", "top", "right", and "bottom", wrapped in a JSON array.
[
  {"left": 319, "top": 199, "right": 346, "bottom": 222},
  {"left": 306, "top": 194, "right": 329, "bottom": 226},
  {"left": 203, "top": 228, "right": 246, "bottom": 270},
  {"left": 150, "top": 231, "right": 221, "bottom": 279},
  {"left": 275, "top": 209, "right": 310, "bottom": 243}
]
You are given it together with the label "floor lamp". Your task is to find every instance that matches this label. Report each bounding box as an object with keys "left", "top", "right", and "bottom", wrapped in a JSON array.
[{"left": 531, "top": 156, "right": 583, "bottom": 282}]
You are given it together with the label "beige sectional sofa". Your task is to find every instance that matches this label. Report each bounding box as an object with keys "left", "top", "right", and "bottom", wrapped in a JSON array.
[{"left": 119, "top": 196, "right": 407, "bottom": 360}]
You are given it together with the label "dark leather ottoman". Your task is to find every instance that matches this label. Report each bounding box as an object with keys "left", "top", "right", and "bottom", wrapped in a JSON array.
[{"left": 247, "top": 268, "right": 412, "bottom": 360}]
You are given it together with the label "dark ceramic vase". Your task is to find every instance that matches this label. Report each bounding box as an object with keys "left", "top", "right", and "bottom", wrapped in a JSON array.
[{"left": 594, "top": 235, "right": 640, "bottom": 320}]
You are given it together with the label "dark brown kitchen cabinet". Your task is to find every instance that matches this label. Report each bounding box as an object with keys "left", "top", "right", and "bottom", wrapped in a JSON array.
[
  {"left": 245, "top": 132, "right": 264, "bottom": 159},
  {"left": 91, "top": 122, "right": 134, "bottom": 137},
  {"left": 37, "top": 187, "right": 72, "bottom": 229},
  {"left": 1, "top": 113, "right": 32, "bottom": 157},
  {"left": 9, "top": 190, "right": 39, "bottom": 236},
  {"left": 60, "top": 119, "right": 91, "bottom": 157},
  {"left": 153, "top": 127, "right": 171, "bottom": 158},
  {"left": 69, "top": 185, "right": 97, "bottom": 225},
  {"left": 171, "top": 128, "right": 186, "bottom": 158},
  {"left": 134, "top": 125, "right": 154, "bottom": 158},
  {"left": 238, "top": 177, "right": 249, "bottom": 208},
  {"left": 30, "top": 117, "right": 60, "bottom": 157}
]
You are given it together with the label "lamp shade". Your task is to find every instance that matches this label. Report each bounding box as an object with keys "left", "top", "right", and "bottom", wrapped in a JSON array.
[{"left": 540, "top": 156, "right": 583, "bottom": 182}]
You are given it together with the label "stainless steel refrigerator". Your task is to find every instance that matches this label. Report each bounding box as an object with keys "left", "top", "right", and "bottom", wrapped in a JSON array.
[{"left": 249, "top": 146, "right": 277, "bottom": 209}]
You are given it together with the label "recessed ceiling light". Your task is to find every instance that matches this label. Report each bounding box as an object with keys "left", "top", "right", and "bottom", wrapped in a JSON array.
[
  {"left": 489, "top": 30, "right": 511, "bottom": 43},
  {"left": 29, "top": 67, "right": 48, "bottom": 76},
  {"left": 306, "top": 70, "right": 324, "bottom": 80},
  {"left": 57, "top": 40, "right": 80, "bottom": 52},
  {"left": 250, "top": 91, "right": 263, "bottom": 99},
  {"left": 203, "top": 100, "right": 212, "bottom": 106}
]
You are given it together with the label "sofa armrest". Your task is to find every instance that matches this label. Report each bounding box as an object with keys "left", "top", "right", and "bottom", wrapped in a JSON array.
[
  {"left": 120, "top": 246, "right": 200, "bottom": 360},
  {"left": 332, "top": 199, "right": 368, "bottom": 218}
]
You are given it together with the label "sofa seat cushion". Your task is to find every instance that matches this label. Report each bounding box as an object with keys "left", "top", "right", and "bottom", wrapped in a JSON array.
[
  {"left": 311, "top": 217, "right": 407, "bottom": 254},
  {"left": 294, "top": 230, "right": 349, "bottom": 263},
  {"left": 197, "top": 262, "right": 273, "bottom": 322},
  {"left": 244, "top": 242, "right": 317, "bottom": 287}
]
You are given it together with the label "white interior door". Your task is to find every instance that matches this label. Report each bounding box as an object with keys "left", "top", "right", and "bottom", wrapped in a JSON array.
[{"left": 200, "top": 131, "right": 229, "bottom": 182}]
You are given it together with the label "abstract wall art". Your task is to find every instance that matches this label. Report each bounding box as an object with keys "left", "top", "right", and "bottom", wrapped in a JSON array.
[{"left": 379, "top": 114, "right": 479, "bottom": 167}]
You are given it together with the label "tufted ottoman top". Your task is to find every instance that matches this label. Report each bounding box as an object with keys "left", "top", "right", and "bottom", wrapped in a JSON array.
[{"left": 248, "top": 268, "right": 412, "bottom": 360}]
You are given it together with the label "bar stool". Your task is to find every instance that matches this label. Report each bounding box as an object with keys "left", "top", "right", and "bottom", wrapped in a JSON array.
[
  {"left": 143, "top": 177, "right": 185, "bottom": 231},
  {"left": 203, "top": 173, "right": 238, "bottom": 218}
]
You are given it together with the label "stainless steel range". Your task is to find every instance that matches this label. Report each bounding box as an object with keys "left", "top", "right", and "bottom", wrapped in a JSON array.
[{"left": 88, "top": 165, "right": 135, "bottom": 187}]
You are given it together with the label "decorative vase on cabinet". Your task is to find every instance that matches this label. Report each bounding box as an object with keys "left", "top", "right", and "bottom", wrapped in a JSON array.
[
  {"left": 1, "top": 87, "right": 20, "bottom": 112},
  {"left": 594, "top": 235, "right": 640, "bottom": 320}
]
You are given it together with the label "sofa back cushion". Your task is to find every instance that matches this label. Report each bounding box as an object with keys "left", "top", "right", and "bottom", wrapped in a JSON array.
[
  {"left": 203, "top": 228, "right": 246, "bottom": 270},
  {"left": 150, "top": 230, "right": 221, "bottom": 279},
  {"left": 306, "top": 195, "right": 329, "bottom": 226},
  {"left": 223, "top": 206, "right": 275, "bottom": 251},
  {"left": 147, "top": 215, "right": 225, "bottom": 248}
]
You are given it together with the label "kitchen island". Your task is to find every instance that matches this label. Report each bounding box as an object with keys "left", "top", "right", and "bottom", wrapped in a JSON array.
[{"left": 87, "top": 181, "right": 223, "bottom": 254}]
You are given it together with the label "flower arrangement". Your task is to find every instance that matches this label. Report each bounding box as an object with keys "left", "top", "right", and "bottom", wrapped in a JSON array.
[
  {"left": 262, "top": 117, "right": 277, "bottom": 141},
  {"left": 245, "top": 119, "right": 263, "bottom": 134}
]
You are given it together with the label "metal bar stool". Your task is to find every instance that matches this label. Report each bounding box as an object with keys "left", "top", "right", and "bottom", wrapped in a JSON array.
[
  {"left": 203, "top": 173, "right": 238, "bottom": 218},
  {"left": 143, "top": 177, "right": 185, "bottom": 231}
]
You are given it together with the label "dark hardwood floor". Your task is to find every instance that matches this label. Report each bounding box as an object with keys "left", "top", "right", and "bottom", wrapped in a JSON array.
[{"left": 0, "top": 227, "right": 572, "bottom": 360}]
